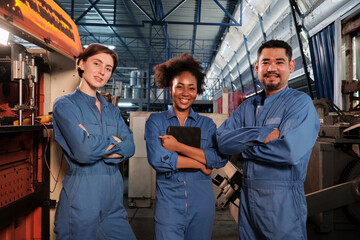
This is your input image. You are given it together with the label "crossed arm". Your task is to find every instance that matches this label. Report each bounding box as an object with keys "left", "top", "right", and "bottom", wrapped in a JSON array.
[
  {"left": 159, "top": 134, "right": 211, "bottom": 175},
  {"left": 78, "top": 123, "right": 123, "bottom": 159}
]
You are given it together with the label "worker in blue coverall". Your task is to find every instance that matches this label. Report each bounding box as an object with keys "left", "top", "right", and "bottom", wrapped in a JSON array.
[
  {"left": 145, "top": 53, "right": 228, "bottom": 240},
  {"left": 52, "top": 44, "right": 136, "bottom": 240},
  {"left": 217, "top": 40, "right": 320, "bottom": 240}
]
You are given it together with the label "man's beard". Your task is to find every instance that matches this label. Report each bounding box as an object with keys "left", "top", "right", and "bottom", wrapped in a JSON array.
[
  {"left": 262, "top": 73, "right": 282, "bottom": 91},
  {"left": 263, "top": 82, "right": 281, "bottom": 91}
]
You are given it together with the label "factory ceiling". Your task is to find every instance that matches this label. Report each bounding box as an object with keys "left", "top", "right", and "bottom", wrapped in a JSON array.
[
  {"left": 52, "top": 0, "right": 359, "bottom": 99},
  {"left": 54, "top": 0, "right": 238, "bottom": 83}
]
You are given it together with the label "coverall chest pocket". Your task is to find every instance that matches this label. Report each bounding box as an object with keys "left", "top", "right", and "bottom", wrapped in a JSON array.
[
  {"left": 200, "top": 131, "right": 209, "bottom": 148},
  {"left": 82, "top": 122, "right": 101, "bottom": 135},
  {"left": 105, "top": 121, "right": 117, "bottom": 136},
  {"left": 264, "top": 117, "right": 281, "bottom": 129}
]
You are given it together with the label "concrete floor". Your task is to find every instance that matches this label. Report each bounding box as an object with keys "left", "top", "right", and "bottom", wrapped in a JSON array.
[{"left": 125, "top": 201, "right": 239, "bottom": 240}]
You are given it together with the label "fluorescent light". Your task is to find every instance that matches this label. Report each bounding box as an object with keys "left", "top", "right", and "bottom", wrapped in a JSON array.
[
  {"left": 0, "top": 28, "right": 9, "bottom": 45},
  {"left": 118, "top": 102, "right": 133, "bottom": 107}
]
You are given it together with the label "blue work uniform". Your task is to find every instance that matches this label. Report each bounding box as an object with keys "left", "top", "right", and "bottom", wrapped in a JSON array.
[
  {"left": 52, "top": 88, "right": 136, "bottom": 240},
  {"left": 145, "top": 107, "right": 228, "bottom": 240},
  {"left": 217, "top": 87, "right": 320, "bottom": 240}
]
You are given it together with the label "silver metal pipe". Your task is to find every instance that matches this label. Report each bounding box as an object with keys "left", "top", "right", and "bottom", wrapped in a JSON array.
[
  {"left": 18, "top": 53, "right": 23, "bottom": 126},
  {"left": 31, "top": 58, "right": 37, "bottom": 125}
]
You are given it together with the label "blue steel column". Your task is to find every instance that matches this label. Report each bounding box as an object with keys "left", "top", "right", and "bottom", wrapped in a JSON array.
[
  {"left": 233, "top": 53, "right": 244, "bottom": 92},
  {"left": 259, "top": 15, "right": 266, "bottom": 41},
  {"left": 243, "top": 35, "right": 257, "bottom": 94},
  {"left": 226, "top": 64, "right": 235, "bottom": 92},
  {"left": 71, "top": 0, "right": 74, "bottom": 19}
]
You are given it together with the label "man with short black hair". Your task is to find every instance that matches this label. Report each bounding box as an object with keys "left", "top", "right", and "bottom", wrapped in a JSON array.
[{"left": 217, "top": 39, "right": 320, "bottom": 239}]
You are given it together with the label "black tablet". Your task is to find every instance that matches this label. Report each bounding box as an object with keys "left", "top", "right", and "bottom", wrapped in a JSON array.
[{"left": 167, "top": 126, "right": 201, "bottom": 148}]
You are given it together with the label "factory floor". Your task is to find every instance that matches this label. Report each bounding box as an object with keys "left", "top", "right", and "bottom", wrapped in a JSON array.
[{"left": 125, "top": 198, "right": 239, "bottom": 240}]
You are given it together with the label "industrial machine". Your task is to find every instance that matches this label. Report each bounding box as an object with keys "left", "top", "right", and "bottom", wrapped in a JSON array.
[
  {"left": 305, "top": 99, "right": 360, "bottom": 239},
  {"left": 0, "top": 1, "right": 81, "bottom": 239},
  {"left": 0, "top": 42, "right": 50, "bottom": 239}
]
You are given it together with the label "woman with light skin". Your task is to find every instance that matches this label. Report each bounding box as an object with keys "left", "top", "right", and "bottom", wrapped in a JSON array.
[
  {"left": 145, "top": 53, "right": 228, "bottom": 240},
  {"left": 52, "top": 44, "right": 136, "bottom": 240}
]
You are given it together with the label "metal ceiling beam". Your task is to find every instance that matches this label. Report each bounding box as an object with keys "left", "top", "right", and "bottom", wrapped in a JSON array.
[
  {"left": 160, "top": 0, "right": 187, "bottom": 22},
  {"left": 191, "top": 0, "right": 201, "bottom": 55},
  {"left": 149, "top": 0, "right": 157, "bottom": 21},
  {"left": 131, "top": 0, "right": 154, "bottom": 21},
  {"left": 83, "top": 0, "right": 144, "bottom": 69},
  {"left": 121, "top": 0, "right": 152, "bottom": 56},
  {"left": 157, "top": 0, "right": 172, "bottom": 60},
  {"left": 74, "top": 0, "right": 100, "bottom": 24},
  {"left": 114, "top": 0, "right": 117, "bottom": 24},
  {"left": 78, "top": 21, "right": 242, "bottom": 27},
  {"left": 213, "top": 0, "right": 239, "bottom": 25}
]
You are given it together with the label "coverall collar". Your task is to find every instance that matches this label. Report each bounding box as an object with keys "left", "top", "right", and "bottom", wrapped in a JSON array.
[
  {"left": 166, "top": 106, "right": 198, "bottom": 122},
  {"left": 256, "top": 86, "right": 289, "bottom": 105},
  {"left": 76, "top": 87, "right": 110, "bottom": 111}
]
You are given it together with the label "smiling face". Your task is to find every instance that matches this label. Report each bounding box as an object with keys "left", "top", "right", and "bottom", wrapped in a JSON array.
[
  {"left": 78, "top": 52, "right": 114, "bottom": 94},
  {"left": 170, "top": 71, "right": 198, "bottom": 114},
  {"left": 255, "top": 47, "right": 295, "bottom": 96}
]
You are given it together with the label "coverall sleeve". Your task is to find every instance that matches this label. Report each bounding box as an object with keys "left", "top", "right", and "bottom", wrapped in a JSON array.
[
  {"left": 216, "top": 104, "right": 274, "bottom": 155},
  {"left": 145, "top": 114, "right": 178, "bottom": 173},
  {"left": 242, "top": 95, "right": 320, "bottom": 165},
  {"left": 53, "top": 101, "right": 122, "bottom": 164},
  {"left": 203, "top": 120, "right": 229, "bottom": 169},
  {"left": 103, "top": 111, "right": 135, "bottom": 164}
]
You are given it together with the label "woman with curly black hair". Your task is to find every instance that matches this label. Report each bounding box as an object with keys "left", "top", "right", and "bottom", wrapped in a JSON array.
[{"left": 145, "top": 53, "right": 228, "bottom": 240}]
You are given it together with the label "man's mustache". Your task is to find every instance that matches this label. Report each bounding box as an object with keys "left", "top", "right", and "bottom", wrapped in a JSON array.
[{"left": 264, "top": 72, "right": 280, "bottom": 78}]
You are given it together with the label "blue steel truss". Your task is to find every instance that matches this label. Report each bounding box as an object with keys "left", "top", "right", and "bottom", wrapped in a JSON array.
[{"left": 54, "top": 0, "right": 241, "bottom": 109}]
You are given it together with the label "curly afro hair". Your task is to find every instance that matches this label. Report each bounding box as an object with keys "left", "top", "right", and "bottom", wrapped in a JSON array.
[{"left": 153, "top": 53, "right": 205, "bottom": 95}]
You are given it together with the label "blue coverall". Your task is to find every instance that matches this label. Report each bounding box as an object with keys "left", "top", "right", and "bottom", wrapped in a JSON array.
[
  {"left": 145, "top": 107, "right": 228, "bottom": 240},
  {"left": 216, "top": 87, "right": 320, "bottom": 240},
  {"left": 52, "top": 88, "right": 136, "bottom": 240}
]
